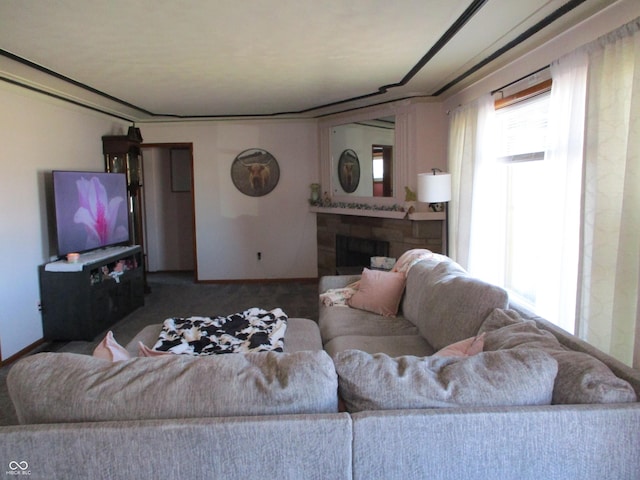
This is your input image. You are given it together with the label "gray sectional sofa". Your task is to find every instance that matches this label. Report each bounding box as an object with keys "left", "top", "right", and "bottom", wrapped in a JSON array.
[{"left": 2, "top": 255, "right": 640, "bottom": 480}]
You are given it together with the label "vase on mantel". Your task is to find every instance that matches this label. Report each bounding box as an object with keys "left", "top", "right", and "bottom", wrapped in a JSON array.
[
  {"left": 403, "top": 186, "right": 417, "bottom": 213},
  {"left": 309, "top": 183, "right": 321, "bottom": 204}
]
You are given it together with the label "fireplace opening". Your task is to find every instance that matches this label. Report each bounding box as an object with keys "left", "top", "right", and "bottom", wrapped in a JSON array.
[{"left": 335, "top": 234, "right": 389, "bottom": 275}]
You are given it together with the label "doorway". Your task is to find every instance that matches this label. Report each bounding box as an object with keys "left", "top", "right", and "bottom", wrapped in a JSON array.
[
  {"left": 372, "top": 144, "right": 393, "bottom": 197},
  {"left": 141, "top": 143, "right": 197, "bottom": 280}
]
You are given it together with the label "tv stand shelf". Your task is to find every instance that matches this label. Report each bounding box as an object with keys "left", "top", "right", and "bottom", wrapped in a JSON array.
[{"left": 39, "top": 245, "right": 144, "bottom": 341}]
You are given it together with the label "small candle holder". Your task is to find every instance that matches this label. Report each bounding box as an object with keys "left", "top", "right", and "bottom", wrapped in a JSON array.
[{"left": 309, "top": 183, "right": 321, "bottom": 205}]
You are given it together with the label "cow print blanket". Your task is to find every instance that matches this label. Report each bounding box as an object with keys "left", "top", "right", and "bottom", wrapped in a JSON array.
[{"left": 152, "top": 307, "right": 287, "bottom": 355}]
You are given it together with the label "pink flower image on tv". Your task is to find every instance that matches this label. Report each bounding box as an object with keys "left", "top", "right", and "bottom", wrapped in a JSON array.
[{"left": 73, "top": 176, "right": 127, "bottom": 246}]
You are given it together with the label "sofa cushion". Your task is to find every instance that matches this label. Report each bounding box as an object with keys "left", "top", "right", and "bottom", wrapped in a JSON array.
[
  {"left": 319, "top": 307, "right": 419, "bottom": 345},
  {"left": 334, "top": 349, "right": 557, "bottom": 412},
  {"left": 324, "top": 334, "right": 434, "bottom": 358},
  {"left": 479, "top": 308, "right": 637, "bottom": 404},
  {"left": 402, "top": 259, "right": 509, "bottom": 350},
  {"left": 125, "top": 324, "right": 164, "bottom": 356},
  {"left": 347, "top": 268, "right": 406, "bottom": 317},
  {"left": 277, "top": 318, "right": 324, "bottom": 351},
  {"left": 7, "top": 350, "right": 338, "bottom": 424},
  {"left": 138, "top": 343, "right": 172, "bottom": 357}
]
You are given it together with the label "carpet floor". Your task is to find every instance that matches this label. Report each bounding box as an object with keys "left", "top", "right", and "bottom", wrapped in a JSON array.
[{"left": 0, "top": 272, "right": 319, "bottom": 426}]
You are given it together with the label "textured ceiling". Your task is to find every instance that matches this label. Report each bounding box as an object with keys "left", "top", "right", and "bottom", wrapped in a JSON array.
[{"left": 0, "top": 0, "right": 619, "bottom": 120}]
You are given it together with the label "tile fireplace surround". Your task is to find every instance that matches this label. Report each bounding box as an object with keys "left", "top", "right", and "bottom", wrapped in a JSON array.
[{"left": 316, "top": 212, "right": 443, "bottom": 276}]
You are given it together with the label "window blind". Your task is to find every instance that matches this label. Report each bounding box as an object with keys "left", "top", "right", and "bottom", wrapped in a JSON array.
[{"left": 495, "top": 92, "right": 550, "bottom": 163}]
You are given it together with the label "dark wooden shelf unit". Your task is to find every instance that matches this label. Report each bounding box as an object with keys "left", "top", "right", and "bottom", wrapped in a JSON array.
[{"left": 39, "top": 246, "right": 144, "bottom": 341}]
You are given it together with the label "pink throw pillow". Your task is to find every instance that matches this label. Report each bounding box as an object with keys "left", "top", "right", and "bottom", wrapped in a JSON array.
[
  {"left": 347, "top": 268, "right": 406, "bottom": 317},
  {"left": 92, "top": 331, "right": 131, "bottom": 362},
  {"left": 138, "top": 342, "right": 174, "bottom": 357},
  {"left": 434, "top": 333, "right": 486, "bottom": 357}
]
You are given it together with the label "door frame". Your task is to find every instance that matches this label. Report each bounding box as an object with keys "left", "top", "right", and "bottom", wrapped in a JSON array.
[{"left": 141, "top": 142, "right": 197, "bottom": 281}]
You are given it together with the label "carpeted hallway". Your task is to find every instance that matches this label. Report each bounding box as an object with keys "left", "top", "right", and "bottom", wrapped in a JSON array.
[{"left": 0, "top": 272, "right": 319, "bottom": 426}]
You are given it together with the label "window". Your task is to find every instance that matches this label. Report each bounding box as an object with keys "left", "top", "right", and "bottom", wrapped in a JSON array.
[
  {"left": 495, "top": 93, "right": 549, "bottom": 163},
  {"left": 494, "top": 90, "right": 551, "bottom": 308},
  {"left": 465, "top": 75, "right": 583, "bottom": 335}
]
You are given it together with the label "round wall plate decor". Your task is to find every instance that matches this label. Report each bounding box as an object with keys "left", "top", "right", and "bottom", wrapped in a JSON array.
[
  {"left": 338, "top": 149, "right": 360, "bottom": 193},
  {"left": 231, "top": 148, "right": 280, "bottom": 197}
]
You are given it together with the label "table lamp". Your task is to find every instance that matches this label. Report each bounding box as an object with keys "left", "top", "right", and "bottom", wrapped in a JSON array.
[{"left": 417, "top": 169, "right": 451, "bottom": 255}]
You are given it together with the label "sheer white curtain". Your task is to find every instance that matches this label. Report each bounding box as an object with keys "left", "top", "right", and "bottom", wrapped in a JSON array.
[
  {"left": 448, "top": 95, "right": 495, "bottom": 271},
  {"left": 578, "top": 19, "right": 640, "bottom": 367},
  {"left": 448, "top": 18, "right": 640, "bottom": 366},
  {"left": 535, "top": 51, "right": 588, "bottom": 333},
  {"left": 464, "top": 97, "right": 507, "bottom": 287},
  {"left": 448, "top": 101, "right": 478, "bottom": 266},
  {"left": 449, "top": 55, "right": 587, "bottom": 334}
]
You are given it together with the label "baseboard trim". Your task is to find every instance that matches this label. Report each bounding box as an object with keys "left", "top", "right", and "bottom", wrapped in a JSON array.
[{"left": 0, "top": 338, "right": 46, "bottom": 367}]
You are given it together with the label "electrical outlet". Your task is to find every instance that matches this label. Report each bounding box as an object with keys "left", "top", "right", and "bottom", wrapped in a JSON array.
[
  {"left": 257, "top": 252, "right": 262, "bottom": 261},
  {"left": 37, "top": 301, "right": 42, "bottom": 312}
]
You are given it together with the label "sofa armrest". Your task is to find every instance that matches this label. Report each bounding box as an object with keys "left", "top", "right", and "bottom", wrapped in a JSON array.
[
  {"left": 319, "top": 275, "right": 361, "bottom": 294},
  {"left": 509, "top": 300, "right": 640, "bottom": 398}
]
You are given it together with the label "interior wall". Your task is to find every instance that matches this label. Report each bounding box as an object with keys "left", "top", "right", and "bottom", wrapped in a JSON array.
[
  {"left": 412, "top": 101, "right": 447, "bottom": 180},
  {"left": 143, "top": 146, "right": 195, "bottom": 272},
  {"left": 138, "top": 120, "right": 319, "bottom": 281},
  {"left": 0, "top": 82, "right": 129, "bottom": 360}
]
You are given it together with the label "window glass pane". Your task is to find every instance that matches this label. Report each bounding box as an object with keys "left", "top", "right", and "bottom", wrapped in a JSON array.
[
  {"left": 495, "top": 93, "right": 550, "bottom": 160},
  {"left": 496, "top": 93, "right": 550, "bottom": 307},
  {"left": 372, "top": 158, "right": 384, "bottom": 180},
  {"left": 504, "top": 160, "right": 547, "bottom": 305}
]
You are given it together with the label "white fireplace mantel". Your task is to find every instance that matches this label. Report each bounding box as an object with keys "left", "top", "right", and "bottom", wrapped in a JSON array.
[{"left": 309, "top": 206, "right": 445, "bottom": 221}]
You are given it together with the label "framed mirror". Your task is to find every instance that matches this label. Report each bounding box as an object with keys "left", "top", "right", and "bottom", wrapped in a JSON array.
[{"left": 329, "top": 116, "right": 395, "bottom": 199}]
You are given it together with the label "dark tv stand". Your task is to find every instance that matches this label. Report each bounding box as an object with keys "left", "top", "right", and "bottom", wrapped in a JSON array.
[{"left": 39, "top": 245, "right": 144, "bottom": 341}]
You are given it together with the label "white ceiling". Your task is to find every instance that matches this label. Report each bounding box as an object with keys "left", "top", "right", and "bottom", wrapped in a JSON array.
[{"left": 0, "top": 0, "right": 619, "bottom": 121}]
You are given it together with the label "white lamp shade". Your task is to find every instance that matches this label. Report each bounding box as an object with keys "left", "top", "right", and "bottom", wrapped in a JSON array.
[{"left": 417, "top": 171, "right": 451, "bottom": 203}]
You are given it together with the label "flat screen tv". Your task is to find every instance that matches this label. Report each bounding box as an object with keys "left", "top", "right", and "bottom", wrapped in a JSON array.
[{"left": 52, "top": 170, "right": 130, "bottom": 257}]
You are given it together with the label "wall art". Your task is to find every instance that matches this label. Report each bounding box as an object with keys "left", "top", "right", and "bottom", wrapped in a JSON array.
[
  {"left": 338, "top": 149, "right": 360, "bottom": 193},
  {"left": 231, "top": 148, "right": 280, "bottom": 197}
]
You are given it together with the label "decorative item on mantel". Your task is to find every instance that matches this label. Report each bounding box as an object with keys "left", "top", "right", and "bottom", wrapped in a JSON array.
[
  {"left": 309, "top": 190, "right": 412, "bottom": 219},
  {"left": 404, "top": 186, "right": 417, "bottom": 214},
  {"left": 314, "top": 200, "right": 405, "bottom": 212},
  {"left": 309, "top": 183, "right": 321, "bottom": 205}
]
